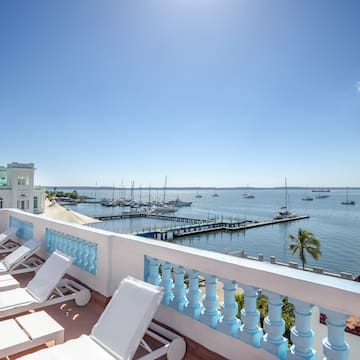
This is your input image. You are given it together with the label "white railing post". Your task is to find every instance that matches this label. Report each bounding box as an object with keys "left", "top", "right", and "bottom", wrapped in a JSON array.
[
  {"left": 169, "top": 265, "right": 187, "bottom": 312},
  {"left": 200, "top": 274, "right": 220, "bottom": 329},
  {"left": 159, "top": 261, "right": 174, "bottom": 305},
  {"left": 218, "top": 278, "right": 240, "bottom": 336},
  {"left": 184, "top": 270, "right": 203, "bottom": 320},
  {"left": 238, "top": 285, "right": 263, "bottom": 347},
  {"left": 261, "top": 291, "right": 288, "bottom": 360},
  {"left": 320, "top": 308, "right": 349, "bottom": 360},
  {"left": 288, "top": 299, "right": 316, "bottom": 360}
]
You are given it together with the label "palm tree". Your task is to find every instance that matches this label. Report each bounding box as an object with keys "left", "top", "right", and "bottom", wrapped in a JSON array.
[{"left": 288, "top": 228, "right": 321, "bottom": 270}]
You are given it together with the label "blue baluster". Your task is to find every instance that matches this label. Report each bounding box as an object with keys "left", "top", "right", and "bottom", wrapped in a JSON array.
[
  {"left": 147, "top": 258, "right": 161, "bottom": 285},
  {"left": 238, "top": 285, "right": 263, "bottom": 347},
  {"left": 50, "top": 230, "right": 55, "bottom": 252},
  {"left": 320, "top": 308, "right": 349, "bottom": 360},
  {"left": 261, "top": 291, "right": 288, "bottom": 360},
  {"left": 54, "top": 231, "right": 60, "bottom": 252},
  {"left": 288, "top": 299, "right": 316, "bottom": 360},
  {"left": 218, "top": 278, "right": 240, "bottom": 336},
  {"left": 69, "top": 237, "right": 77, "bottom": 259},
  {"left": 82, "top": 241, "right": 89, "bottom": 271},
  {"left": 159, "top": 262, "right": 174, "bottom": 305},
  {"left": 86, "top": 243, "right": 97, "bottom": 274},
  {"left": 58, "top": 233, "right": 65, "bottom": 253},
  {"left": 169, "top": 265, "right": 187, "bottom": 312},
  {"left": 91, "top": 244, "right": 98, "bottom": 274},
  {"left": 75, "top": 239, "right": 83, "bottom": 267},
  {"left": 45, "top": 228, "right": 51, "bottom": 253},
  {"left": 200, "top": 274, "right": 220, "bottom": 329},
  {"left": 64, "top": 234, "right": 72, "bottom": 255},
  {"left": 184, "top": 270, "right": 203, "bottom": 320}
]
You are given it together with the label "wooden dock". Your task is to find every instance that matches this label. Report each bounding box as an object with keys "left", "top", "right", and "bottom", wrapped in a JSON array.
[
  {"left": 93, "top": 213, "right": 207, "bottom": 222},
  {"left": 135, "top": 215, "right": 310, "bottom": 240},
  {"left": 172, "top": 215, "right": 309, "bottom": 238},
  {"left": 94, "top": 212, "right": 147, "bottom": 220}
]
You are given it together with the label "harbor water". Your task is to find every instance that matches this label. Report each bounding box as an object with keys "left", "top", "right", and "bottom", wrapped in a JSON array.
[{"left": 62, "top": 188, "right": 360, "bottom": 277}]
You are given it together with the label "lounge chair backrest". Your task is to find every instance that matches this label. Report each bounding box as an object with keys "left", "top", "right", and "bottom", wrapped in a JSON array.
[
  {"left": 26, "top": 251, "right": 72, "bottom": 303},
  {"left": 2, "top": 239, "right": 40, "bottom": 271},
  {"left": 91, "top": 276, "right": 164, "bottom": 359},
  {"left": 0, "top": 226, "right": 19, "bottom": 244}
]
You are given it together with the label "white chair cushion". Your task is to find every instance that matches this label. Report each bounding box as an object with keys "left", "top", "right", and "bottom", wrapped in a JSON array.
[
  {"left": 18, "top": 335, "right": 117, "bottom": 360},
  {"left": 91, "top": 276, "right": 164, "bottom": 359},
  {"left": 0, "top": 288, "right": 35, "bottom": 311},
  {"left": 26, "top": 251, "right": 72, "bottom": 303},
  {"left": 1, "top": 239, "right": 40, "bottom": 272},
  {"left": 0, "top": 227, "right": 18, "bottom": 244}
]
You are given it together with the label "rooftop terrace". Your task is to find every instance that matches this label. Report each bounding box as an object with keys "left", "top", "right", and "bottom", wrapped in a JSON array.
[{"left": 0, "top": 208, "right": 359, "bottom": 359}]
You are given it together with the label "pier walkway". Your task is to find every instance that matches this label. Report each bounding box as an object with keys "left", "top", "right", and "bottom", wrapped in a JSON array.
[
  {"left": 135, "top": 215, "right": 310, "bottom": 240},
  {"left": 93, "top": 213, "right": 206, "bottom": 223},
  {"left": 92, "top": 212, "right": 309, "bottom": 240}
]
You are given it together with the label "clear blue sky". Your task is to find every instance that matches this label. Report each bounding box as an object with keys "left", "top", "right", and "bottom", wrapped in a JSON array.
[{"left": 1, "top": 0, "right": 359, "bottom": 188}]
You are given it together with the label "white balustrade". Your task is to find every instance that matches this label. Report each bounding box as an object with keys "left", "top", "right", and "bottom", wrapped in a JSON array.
[
  {"left": 1, "top": 211, "right": 358, "bottom": 360},
  {"left": 143, "top": 255, "right": 357, "bottom": 360}
]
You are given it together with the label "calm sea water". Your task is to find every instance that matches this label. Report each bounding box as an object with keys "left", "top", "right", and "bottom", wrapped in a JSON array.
[{"left": 63, "top": 188, "right": 360, "bottom": 277}]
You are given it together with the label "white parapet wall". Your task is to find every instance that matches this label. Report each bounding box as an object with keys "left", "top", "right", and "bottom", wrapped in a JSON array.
[{"left": 0, "top": 208, "right": 113, "bottom": 296}]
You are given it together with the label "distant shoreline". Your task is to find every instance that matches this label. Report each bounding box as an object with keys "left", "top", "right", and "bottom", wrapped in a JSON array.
[{"left": 46, "top": 186, "right": 360, "bottom": 191}]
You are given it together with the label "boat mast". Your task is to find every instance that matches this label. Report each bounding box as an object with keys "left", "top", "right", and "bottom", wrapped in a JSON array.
[
  {"left": 163, "top": 176, "right": 167, "bottom": 204},
  {"left": 130, "top": 180, "right": 134, "bottom": 202}
]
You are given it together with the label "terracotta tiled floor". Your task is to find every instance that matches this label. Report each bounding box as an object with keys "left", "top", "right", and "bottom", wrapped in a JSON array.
[{"left": 3, "top": 272, "right": 225, "bottom": 360}]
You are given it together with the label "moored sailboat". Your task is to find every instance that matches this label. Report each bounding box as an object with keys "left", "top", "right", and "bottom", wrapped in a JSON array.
[
  {"left": 302, "top": 193, "right": 313, "bottom": 201},
  {"left": 243, "top": 185, "right": 255, "bottom": 199},
  {"left": 342, "top": 188, "right": 355, "bottom": 205},
  {"left": 274, "top": 178, "right": 297, "bottom": 219}
]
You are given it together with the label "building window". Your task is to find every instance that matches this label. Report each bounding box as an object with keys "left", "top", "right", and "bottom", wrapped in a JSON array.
[
  {"left": 0, "top": 198, "right": 3, "bottom": 208},
  {"left": 33, "top": 196, "right": 38, "bottom": 209},
  {"left": 17, "top": 176, "right": 29, "bottom": 186},
  {"left": 18, "top": 194, "right": 28, "bottom": 210}
]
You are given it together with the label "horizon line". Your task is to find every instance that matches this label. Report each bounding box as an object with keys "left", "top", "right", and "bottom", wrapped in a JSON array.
[{"left": 45, "top": 185, "right": 360, "bottom": 190}]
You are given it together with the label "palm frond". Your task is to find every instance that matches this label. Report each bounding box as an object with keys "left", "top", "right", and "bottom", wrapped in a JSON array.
[{"left": 288, "top": 228, "right": 321, "bottom": 269}]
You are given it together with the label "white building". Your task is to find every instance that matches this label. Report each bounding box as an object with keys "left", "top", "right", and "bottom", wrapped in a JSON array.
[{"left": 0, "top": 162, "right": 45, "bottom": 214}]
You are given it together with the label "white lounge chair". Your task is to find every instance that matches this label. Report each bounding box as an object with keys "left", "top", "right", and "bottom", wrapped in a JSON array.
[
  {"left": 0, "top": 250, "right": 91, "bottom": 319},
  {"left": 0, "top": 239, "right": 43, "bottom": 275},
  {"left": 18, "top": 276, "right": 186, "bottom": 360},
  {"left": 0, "top": 226, "right": 20, "bottom": 253}
]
